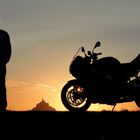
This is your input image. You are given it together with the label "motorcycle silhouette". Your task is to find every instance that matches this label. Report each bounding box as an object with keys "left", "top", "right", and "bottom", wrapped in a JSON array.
[{"left": 61, "top": 41, "right": 140, "bottom": 111}]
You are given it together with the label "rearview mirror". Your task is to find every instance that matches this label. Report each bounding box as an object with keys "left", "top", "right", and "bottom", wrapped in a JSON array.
[
  {"left": 81, "top": 46, "right": 85, "bottom": 53},
  {"left": 94, "top": 41, "right": 101, "bottom": 49},
  {"left": 92, "top": 41, "right": 101, "bottom": 52}
]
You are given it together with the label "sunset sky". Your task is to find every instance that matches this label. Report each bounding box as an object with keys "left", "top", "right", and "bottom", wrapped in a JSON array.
[{"left": 1, "top": 0, "right": 140, "bottom": 111}]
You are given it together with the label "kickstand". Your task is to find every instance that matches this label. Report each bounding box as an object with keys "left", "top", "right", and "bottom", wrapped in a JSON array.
[{"left": 112, "top": 104, "right": 116, "bottom": 112}]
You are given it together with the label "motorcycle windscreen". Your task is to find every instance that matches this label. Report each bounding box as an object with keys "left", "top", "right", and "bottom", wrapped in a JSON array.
[{"left": 69, "top": 56, "right": 89, "bottom": 78}]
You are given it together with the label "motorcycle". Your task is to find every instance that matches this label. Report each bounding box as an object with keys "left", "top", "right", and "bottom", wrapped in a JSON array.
[{"left": 61, "top": 41, "right": 140, "bottom": 111}]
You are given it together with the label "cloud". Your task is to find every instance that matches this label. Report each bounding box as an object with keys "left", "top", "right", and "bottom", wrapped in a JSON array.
[
  {"left": 7, "top": 80, "right": 31, "bottom": 87},
  {"left": 7, "top": 80, "right": 57, "bottom": 93},
  {"left": 36, "top": 84, "right": 57, "bottom": 92},
  {"left": 7, "top": 80, "right": 35, "bottom": 94}
]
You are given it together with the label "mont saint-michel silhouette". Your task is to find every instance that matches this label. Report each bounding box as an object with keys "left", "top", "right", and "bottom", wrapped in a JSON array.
[{"left": 32, "top": 98, "right": 56, "bottom": 111}]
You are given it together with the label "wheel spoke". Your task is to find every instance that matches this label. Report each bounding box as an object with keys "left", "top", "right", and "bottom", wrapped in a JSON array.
[
  {"left": 61, "top": 80, "right": 91, "bottom": 111},
  {"left": 66, "top": 85, "right": 87, "bottom": 108}
]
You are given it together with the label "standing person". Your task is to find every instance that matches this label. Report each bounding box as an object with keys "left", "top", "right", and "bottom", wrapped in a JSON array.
[{"left": 0, "top": 29, "right": 12, "bottom": 111}]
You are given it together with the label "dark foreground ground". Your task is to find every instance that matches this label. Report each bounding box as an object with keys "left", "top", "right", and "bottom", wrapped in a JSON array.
[{"left": 1, "top": 111, "right": 140, "bottom": 139}]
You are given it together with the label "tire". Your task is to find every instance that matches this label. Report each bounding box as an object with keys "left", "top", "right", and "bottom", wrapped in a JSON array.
[
  {"left": 61, "top": 80, "right": 91, "bottom": 112},
  {"left": 135, "top": 97, "right": 140, "bottom": 108}
]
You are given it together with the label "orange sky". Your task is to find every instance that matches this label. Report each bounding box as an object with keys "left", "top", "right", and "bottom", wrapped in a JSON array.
[
  {"left": 6, "top": 73, "right": 140, "bottom": 111},
  {"left": 1, "top": 1, "right": 140, "bottom": 111}
]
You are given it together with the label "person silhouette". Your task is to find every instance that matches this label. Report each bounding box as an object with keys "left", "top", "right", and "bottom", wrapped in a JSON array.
[{"left": 0, "top": 29, "right": 12, "bottom": 111}]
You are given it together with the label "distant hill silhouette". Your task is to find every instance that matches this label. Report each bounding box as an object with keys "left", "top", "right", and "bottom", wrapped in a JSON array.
[{"left": 32, "top": 98, "right": 56, "bottom": 111}]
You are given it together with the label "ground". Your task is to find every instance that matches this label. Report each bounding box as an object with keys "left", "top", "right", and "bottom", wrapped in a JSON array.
[{"left": 1, "top": 111, "right": 139, "bottom": 139}]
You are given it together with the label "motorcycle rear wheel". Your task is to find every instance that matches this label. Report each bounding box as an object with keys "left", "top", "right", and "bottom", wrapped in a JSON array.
[
  {"left": 61, "top": 80, "right": 91, "bottom": 112},
  {"left": 135, "top": 97, "right": 140, "bottom": 109}
]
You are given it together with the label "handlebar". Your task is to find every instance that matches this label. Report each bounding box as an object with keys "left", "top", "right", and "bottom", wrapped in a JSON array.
[
  {"left": 72, "top": 44, "right": 102, "bottom": 63},
  {"left": 95, "top": 52, "right": 102, "bottom": 56},
  {"left": 81, "top": 46, "right": 102, "bottom": 58}
]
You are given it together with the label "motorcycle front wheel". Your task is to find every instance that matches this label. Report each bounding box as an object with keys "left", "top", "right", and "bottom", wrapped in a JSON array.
[
  {"left": 135, "top": 96, "right": 140, "bottom": 109},
  {"left": 61, "top": 80, "right": 91, "bottom": 112}
]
